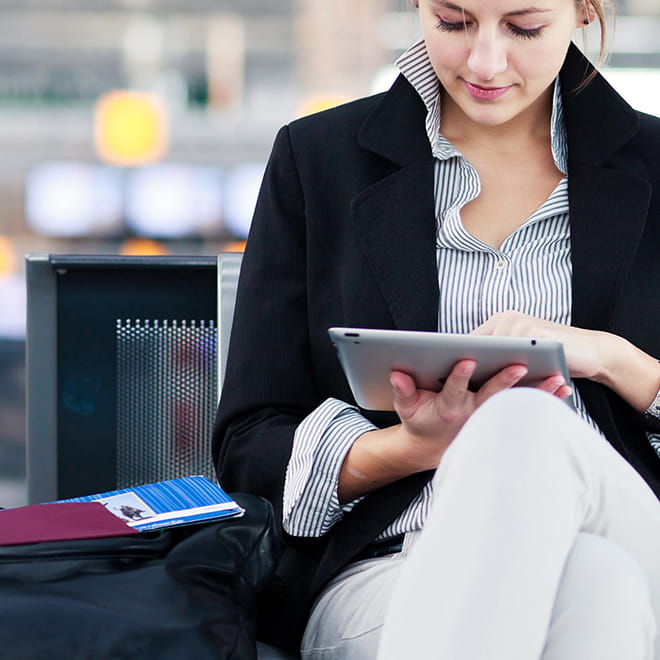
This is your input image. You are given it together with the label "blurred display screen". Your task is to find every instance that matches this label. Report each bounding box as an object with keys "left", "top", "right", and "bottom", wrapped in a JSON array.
[
  {"left": 125, "top": 164, "right": 223, "bottom": 238},
  {"left": 0, "top": 275, "right": 25, "bottom": 339},
  {"left": 25, "top": 160, "right": 266, "bottom": 240},
  {"left": 602, "top": 68, "right": 660, "bottom": 118},
  {"left": 223, "top": 162, "right": 266, "bottom": 239},
  {"left": 25, "top": 162, "right": 123, "bottom": 237}
]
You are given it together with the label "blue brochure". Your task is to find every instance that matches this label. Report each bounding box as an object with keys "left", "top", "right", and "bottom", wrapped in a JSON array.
[{"left": 56, "top": 475, "right": 244, "bottom": 531}]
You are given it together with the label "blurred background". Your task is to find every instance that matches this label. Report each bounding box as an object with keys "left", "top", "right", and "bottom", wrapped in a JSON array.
[{"left": 1, "top": 0, "right": 659, "bottom": 507}]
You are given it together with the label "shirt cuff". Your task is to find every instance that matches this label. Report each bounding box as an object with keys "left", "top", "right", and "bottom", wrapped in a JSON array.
[{"left": 283, "top": 398, "right": 376, "bottom": 537}]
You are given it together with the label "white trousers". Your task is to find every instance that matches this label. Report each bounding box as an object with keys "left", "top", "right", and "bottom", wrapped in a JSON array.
[{"left": 301, "top": 389, "right": 660, "bottom": 660}]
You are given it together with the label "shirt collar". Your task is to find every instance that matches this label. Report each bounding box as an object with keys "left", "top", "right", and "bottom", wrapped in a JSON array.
[{"left": 396, "top": 39, "right": 568, "bottom": 175}]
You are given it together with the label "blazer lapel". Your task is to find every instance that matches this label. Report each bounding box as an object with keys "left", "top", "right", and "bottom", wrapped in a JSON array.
[
  {"left": 351, "top": 75, "right": 440, "bottom": 332},
  {"left": 561, "top": 45, "right": 652, "bottom": 454},
  {"left": 568, "top": 163, "right": 650, "bottom": 332},
  {"left": 568, "top": 162, "right": 650, "bottom": 458},
  {"left": 561, "top": 44, "right": 652, "bottom": 332}
]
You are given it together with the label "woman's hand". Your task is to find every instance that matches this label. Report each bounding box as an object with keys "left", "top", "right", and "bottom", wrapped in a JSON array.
[
  {"left": 338, "top": 357, "right": 567, "bottom": 502},
  {"left": 338, "top": 312, "right": 660, "bottom": 503},
  {"left": 472, "top": 311, "right": 660, "bottom": 413},
  {"left": 389, "top": 360, "right": 523, "bottom": 471},
  {"left": 389, "top": 357, "right": 570, "bottom": 472},
  {"left": 472, "top": 311, "right": 607, "bottom": 380}
]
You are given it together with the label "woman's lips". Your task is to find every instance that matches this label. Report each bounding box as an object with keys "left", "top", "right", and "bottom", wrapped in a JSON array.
[{"left": 463, "top": 80, "right": 513, "bottom": 100}]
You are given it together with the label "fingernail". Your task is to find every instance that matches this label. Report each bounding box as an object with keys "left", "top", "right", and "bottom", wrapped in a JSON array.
[{"left": 462, "top": 361, "right": 477, "bottom": 375}]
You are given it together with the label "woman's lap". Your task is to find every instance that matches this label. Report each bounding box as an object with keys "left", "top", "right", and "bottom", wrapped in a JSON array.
[
  {"left": 302, "top": 390, "right": 660, "bottom": 659},
  {"left": 300, "top": 549, "right": 408, "bottom": 659},
  {"left": 301, "top": 557, "right": 399, "bottom": 660}
]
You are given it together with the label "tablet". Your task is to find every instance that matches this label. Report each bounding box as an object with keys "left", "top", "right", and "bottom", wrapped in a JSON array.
[{"left": 328, "top": 327, "right": 572, "bottom": 411}]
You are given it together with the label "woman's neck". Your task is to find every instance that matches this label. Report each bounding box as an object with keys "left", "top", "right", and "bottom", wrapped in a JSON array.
[{"left": 439, "top": 86, "right": 554, "bottom": 154}]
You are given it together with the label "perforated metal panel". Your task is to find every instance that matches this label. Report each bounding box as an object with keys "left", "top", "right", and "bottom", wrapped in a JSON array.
[{"left": 116, "top": 319, "right": 218, "bottom": 489}]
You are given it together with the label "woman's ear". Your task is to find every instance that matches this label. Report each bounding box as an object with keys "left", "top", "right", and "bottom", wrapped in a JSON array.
[{"left": 578, "top": 1, "right": 598, "bottom": 27}]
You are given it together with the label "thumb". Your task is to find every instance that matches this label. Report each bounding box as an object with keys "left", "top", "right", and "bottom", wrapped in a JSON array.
[{"left": 390, "top": 371, "right": 418, "bottom": 410}]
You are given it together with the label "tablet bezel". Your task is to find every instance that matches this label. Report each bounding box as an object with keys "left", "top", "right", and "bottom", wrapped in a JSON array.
[{"left": 328, "top": 327, "right": 572, "bottom": 411}]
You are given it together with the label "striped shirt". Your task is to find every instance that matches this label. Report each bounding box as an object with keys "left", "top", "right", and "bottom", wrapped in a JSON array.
[{"left": 282, "top": 40, "right": 648, "bottom": 541}]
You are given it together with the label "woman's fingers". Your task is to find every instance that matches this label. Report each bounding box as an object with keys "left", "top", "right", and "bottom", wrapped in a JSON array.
[
  {"left": 393, "top": 360, "right": 528, "bottom": 416},
  {"left": 391, "top": 359, "right": 574, "bottom": 455},
  {"left": 390, "top": 370, "right": 420, "bottom": 411},
  {"left": 476, "top": 364, "right": 528, "bottom": 402},
  {"left": 437, "top": 359, "right": 476, "bottom": 401},
  {"left": 536, "top": 375, "right": 573, "bottom": 399},
  {"left": 554, "top": 385, "right": 573, "bottom": 399},
  {"left": 391, "top": 361, "right": 476, "bottom": 426}
]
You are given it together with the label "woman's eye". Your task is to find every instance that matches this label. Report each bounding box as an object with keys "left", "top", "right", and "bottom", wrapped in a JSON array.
[
  {"left": 508, "top": 24, "right": 544, "bottom": 39},
  {"left": 436, "top": 18, "right": 544, "bottom": 40},
  {"left": 436, "top": 18, "right": 469, "bottom": 32}
]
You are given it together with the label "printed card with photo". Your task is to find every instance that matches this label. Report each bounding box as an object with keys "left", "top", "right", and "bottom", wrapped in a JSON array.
[{"left": 55, "top": 476, "right": 244, "bottom": 531}]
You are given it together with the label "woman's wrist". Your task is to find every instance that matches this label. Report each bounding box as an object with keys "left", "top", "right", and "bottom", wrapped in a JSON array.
[
  {"left": 338, "top": 424, "right": 440, "bottom": 503},
  {"left": 589, "top": 331, "right": 624, "bottom": 386},
  {"left": 642, "top": 386, "right": 660, "bottom": 432},
  {"left": 593, "top": 332, "right": 660, "bottom": 413}
]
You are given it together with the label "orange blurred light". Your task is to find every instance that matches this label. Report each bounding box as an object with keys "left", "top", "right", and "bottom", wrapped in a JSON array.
[
  {"left": 223, "top": 240, "right": 246, "bottom": 253},
  {"left": 0, "top": 236, "right": 16, "bottom": 278},
  {"left": 95, "top": 91, "right": 168, "bottom": 166},
  {"left": 119, "top": 238, "right": 170, "bottom": 256},
  {"left": 296, "top": 94, "right": 350, "bottom": 118}
]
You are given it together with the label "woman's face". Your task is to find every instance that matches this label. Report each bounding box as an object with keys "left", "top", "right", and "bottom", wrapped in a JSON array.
[{"left": 418, "top": 0, "right": 591, "bottom": 129}]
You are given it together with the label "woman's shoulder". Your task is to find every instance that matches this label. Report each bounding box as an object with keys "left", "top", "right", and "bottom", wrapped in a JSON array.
[
  {"left": 626, "top": 111, "right": 660, "bottom": 175},
  {"left": 616, "top": 111, "right": 660, "bottom": 200},
  {"left": 266, "top": 90, "right": 395, "bottom": 172},
  {"left": 636, "top": 110, "right": 660, "bottom": 144},
  {"left": 286, "top": 91, "right": 388, "bottom": 142},
  {"left": 602, "top": 107, "right": 660, "bottom": 176}
]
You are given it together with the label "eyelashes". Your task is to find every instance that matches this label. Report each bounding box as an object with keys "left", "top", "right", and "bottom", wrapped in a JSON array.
[
  {"left": 436, "top": 19, "right": 544, "bottom": 40},
  {"left": 508, "top": 23, "right": 544, "bottom": 40}
]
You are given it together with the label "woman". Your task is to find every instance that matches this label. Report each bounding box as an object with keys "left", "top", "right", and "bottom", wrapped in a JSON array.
[{"left": 213, "top": 0, "right": 660, "bottom": 657}]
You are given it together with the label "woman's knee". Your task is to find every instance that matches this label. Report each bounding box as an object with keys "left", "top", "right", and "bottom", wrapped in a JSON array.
[
  {"left": 543, "top": 532, "right": 656, "bottom": 660},
  {"left": 441, "top": 388, "right": 590, "bottom": 477},
  {"left": 465, "top": 387, "right": 576, "bottom": 446}
]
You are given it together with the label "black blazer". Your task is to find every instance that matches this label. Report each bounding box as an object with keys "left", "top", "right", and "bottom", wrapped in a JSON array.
[{"left": 213, "top": 44, "right": 660, "bottom": 649}]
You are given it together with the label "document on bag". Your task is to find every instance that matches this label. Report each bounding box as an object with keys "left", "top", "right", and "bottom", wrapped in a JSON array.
[
  {"left": 0, "top": 501, "right": 138, "bottom": 546},
  {"left": 55, "top": 475, "right": 245, "bottom": 532},
  {"left": 0, "top": 477, "right": 243, "bottom": 545}
]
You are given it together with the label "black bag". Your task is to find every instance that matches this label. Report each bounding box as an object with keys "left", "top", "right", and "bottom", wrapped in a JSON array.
[{"left": 0, "top": 493, "right": 279, "bottom": 660}]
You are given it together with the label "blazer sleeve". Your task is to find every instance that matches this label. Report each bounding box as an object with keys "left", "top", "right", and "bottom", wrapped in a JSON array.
[{"left": 212, "top": 124, "right": 324, "bottom": 524}]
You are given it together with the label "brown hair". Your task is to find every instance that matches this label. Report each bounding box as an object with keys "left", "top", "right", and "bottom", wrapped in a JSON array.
[{"left": 579, "top": 0, "right": 613, "bottom": 88}]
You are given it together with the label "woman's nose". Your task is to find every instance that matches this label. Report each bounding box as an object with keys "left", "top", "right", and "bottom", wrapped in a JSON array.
[{"left": 466, "top": 31, "right": 508, "bottom": 81}]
